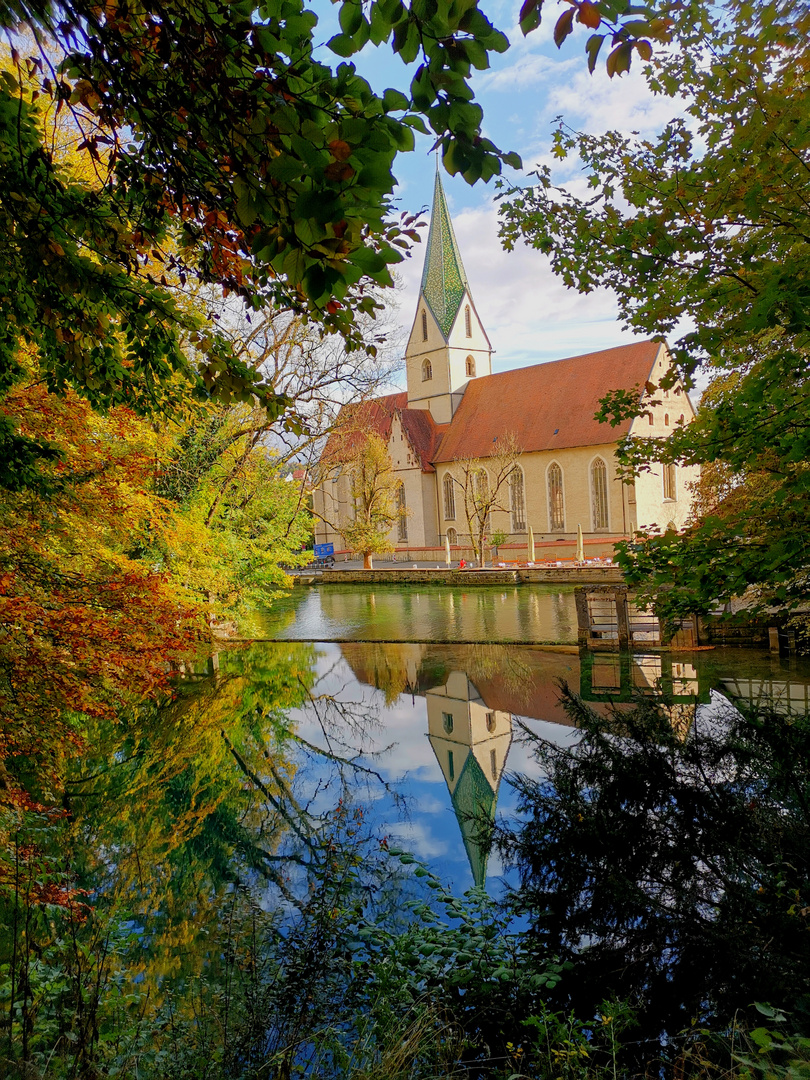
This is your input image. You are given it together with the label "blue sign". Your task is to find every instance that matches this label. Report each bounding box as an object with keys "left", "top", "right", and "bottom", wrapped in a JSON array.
[{"left": 314, "top": 543, "right": 334, "bottom": 558}]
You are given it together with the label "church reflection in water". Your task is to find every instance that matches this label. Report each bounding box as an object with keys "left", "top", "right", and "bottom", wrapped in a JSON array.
[
  {"left": 426, "top": 673, "right": 512, "bottom": 887},
  {"left": 337, "top": 642, "right": 810, "bottom": 887}
]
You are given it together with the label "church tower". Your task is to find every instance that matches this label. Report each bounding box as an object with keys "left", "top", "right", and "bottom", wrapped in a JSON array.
[
  {"left": 426, "top": 672, "right": 512, "bottom": 887},
  {"left": 405, "top": 171, "right": 492, "bottom": 424}
]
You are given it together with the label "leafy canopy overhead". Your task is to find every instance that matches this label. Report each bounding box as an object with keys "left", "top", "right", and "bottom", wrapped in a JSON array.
[{"left": 0, "top": 0, "right": 516, "bottom": 399}]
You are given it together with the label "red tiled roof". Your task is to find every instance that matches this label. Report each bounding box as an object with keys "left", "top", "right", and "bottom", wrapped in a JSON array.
[
  {"left": 433, "top": 340, "right": 663, "bottom": 462},
  {"left": 321, "top": 392, "right": 408, "bottom": 464},
  {"left": 399, "top": 408, "right": 447, "bottom": 473},
  {"left": 323, "top": 392, "right": 448, "bottom": 474}
]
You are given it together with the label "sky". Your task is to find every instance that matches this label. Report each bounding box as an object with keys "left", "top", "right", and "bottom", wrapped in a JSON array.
[{"left": 315, "top": 0, "right": 689, "bottom": 376}]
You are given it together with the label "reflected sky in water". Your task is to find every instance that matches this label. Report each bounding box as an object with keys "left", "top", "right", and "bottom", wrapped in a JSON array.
[{"left": 247, "top": 639, "right": 810, "bottom": 893}]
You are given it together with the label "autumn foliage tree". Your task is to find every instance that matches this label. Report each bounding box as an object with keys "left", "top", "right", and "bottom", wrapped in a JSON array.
[{"left": 319, "top": 430, "right": 404, "bottom": 569}]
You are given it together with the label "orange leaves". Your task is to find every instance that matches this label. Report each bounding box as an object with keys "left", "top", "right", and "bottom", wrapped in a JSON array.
[
  {"left": 547, "top": 0, "right": 661, "bottom": 75},
  {"left": 578, "top": 1, "right": 601, "bottom": 29},
  {"left": 554, "top": 1, "right": 600, "bottom": 49},
  {"left": 328, "top": 139, "right": 352, "bottom": 161},
  {"left": 0, "top": 373, "right": 205, "bottom": 812},
  {"left": 324, "top": 161, "right": 355, "bottom": 183}
]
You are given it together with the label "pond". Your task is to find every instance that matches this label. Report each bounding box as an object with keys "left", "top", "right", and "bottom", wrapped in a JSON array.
[
  {"left": 10, "top": 583, "right": 810, "bottom": 1075},
  {"left": 254, "top": 581, "right": 579, "bottom": 642},
  {"left": 219, "top": 634, "right": 810, "bottom": 892}
]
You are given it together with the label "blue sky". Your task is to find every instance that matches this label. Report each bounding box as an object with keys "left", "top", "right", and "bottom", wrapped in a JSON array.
[{"left": 315, "top": 1, "right": 687, "bottom": 373}]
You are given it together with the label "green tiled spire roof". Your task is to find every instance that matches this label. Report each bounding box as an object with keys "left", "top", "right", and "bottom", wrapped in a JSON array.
[
  {"left": 421, "top": 171, "right": 470, "bottom": 340},
  {"left": 451, "top": 752, "right": 496, "bottom": 889}
]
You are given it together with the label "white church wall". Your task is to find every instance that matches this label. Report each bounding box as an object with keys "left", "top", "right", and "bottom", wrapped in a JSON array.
[
  {"left": 629, "top": 346, "right": 700, "bottom": 534},
  {"left": 405, "top": 302, "right": 450, "bottom": 415}
]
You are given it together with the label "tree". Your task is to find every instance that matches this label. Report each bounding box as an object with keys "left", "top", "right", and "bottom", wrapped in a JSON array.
[
  {"left": 205, "top": 285, "right": 405, "bottom": 472},
  {"left": 318, "top": 429, "right": 404, "bottom": 568},
  {"left": 499, "top": 0, "right": 810, "bottom": 620},
  {"left": 342, "top": 433, "right": 406, "bottom": 570},
  {"left": 149, "top": 398, "right": 315, "bottom": 630},
  {"left": 0, "top": 0, "right": 525, "bottom": 492},
  {"left": 446, "top": 433, "right": 522, "bottom": 566},
  {"left": 0, "top": 353, "right": 205, "bottom": 821},
  {"left": 497, "top": 685, "right": 810, "bottom": 1063}
]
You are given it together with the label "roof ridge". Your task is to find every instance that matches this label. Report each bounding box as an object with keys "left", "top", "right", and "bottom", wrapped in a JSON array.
[
  {"left": 465, "top": 339, "right": 661, "bottom": 383},
  {"left": 431, "top": 339, "right": 664, "bottom": 463}
]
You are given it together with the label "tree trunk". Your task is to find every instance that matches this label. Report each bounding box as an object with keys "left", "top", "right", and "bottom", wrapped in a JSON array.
[{"left": 364, "top": 552, "right": 373, "bottom": 569}]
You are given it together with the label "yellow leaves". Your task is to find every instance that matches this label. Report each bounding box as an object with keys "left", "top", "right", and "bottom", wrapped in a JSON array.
[{"left": 68, "top": 78, "right": 101, "bottom": 113}]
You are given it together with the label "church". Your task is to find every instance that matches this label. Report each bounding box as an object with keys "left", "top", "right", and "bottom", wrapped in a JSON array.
[{"left": 312, "top": 173, "right": 697, "bottom": 561}]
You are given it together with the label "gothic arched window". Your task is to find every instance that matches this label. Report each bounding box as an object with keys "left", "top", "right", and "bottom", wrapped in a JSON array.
[
  {"left": 591, "top": 457, "right": 609, "bottom": 531},
  {"left": 465, "top": 305, "right": 472, "bottom": 337},
  {"left": 663, "top": 462, "right": 676, "bottom": 501},
  {"left": 664, "top": 413, "right": 670, "bottom": 426},
  {"left": 465, "top": 355, "right": 475, "bottom": 377},
  {"left": 510, "top": 466, "right": 526, "bottom": 532},
  {"left": 446, "top": 526, "right": 457, "bottom": 546},
  {"left": 443, "top": 474, "right": 455, "bottom": 520},
  {"left": 422, "top": 358, "right": 432, "bottom": 382},
  {"left": 547, "top": 462, "right": 564, "bottom": 531},
  {"left": 421, "top": 310, "right": 428, "bottom": 341},
  {"left": 397, "top": 483, "right": 408, "bottom": 541}
]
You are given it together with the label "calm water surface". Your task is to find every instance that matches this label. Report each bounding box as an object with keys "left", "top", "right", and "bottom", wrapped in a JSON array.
[
  {"left": 220, "top": 636, "right": 810, "bottom": 892},
  {"left": 256, "top": 583, "right": 578, "bottom": 642}
]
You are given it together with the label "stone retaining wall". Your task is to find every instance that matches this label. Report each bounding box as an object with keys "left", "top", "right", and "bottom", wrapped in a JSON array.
[{"left": 311, "top": 566, "right": 625, "bottom": 586}]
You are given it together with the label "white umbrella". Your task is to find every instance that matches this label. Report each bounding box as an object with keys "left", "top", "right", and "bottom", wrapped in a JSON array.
[
  {"left": 528, "top": 525, "right": 536, "bottom": 563},
  {"left": 577, "top": 523, "right": 584, "bottom": 563},
  {"left": 445, "top": 534, "right": 452, "bottom": 566}
]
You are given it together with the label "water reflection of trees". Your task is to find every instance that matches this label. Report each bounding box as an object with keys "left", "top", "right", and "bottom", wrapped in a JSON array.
[
  {"left": 2, "top": 640, "right": 415, "bottom": 1075},
  {"left": 497, "top": 684, "right": 810, "bottom": 1063}
]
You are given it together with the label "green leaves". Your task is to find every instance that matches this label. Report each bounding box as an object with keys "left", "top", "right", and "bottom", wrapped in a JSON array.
[{"left": 519, "top": 0, "right": 543, "bottom": 36}]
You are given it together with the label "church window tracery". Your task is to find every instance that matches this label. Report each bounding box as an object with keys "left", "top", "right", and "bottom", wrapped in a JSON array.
[
  {"left": 547, "top": 462, "right": 564, "bottom": 531},
  {"left": 510, "top": 466, "right": 526, "bottom": 532},
  {"left": 396, "top": 483, "right": 408, "bottom": 541},
  {"left": 465, "top": 305, "right": 472, "bottom": 337},
  {"left": 465, "top": 355, "right": 475, "bottom": 377},
  {"left": 591, "top": 457, "right": 609, "bottom": 531},
  {"left": 443, "top": 474, "right": 455, "bottom": 520},
  {"left": 663, "top": 463, "right": 676, "bottom": 501},
  {"left": 422, "top": 358, "right": 432, "bottom": 382},
  {"left": 446, "top": 526, "right": 457, "bottom": 545}
]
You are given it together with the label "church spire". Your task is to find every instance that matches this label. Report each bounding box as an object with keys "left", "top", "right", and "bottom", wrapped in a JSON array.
[{"left": 420, "top": 171, "right": 471, "bottom": 340}]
